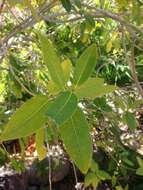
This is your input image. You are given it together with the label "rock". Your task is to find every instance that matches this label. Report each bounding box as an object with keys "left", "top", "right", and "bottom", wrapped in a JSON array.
[
  {"left": 0, "top": 172, "right": 28, "bottom": 190},
  {"left": 28, "top": 157, "right": 70, "bottom": 186},
  {"left": 0, "top": 157, "right": 71, "bottom": 189}
]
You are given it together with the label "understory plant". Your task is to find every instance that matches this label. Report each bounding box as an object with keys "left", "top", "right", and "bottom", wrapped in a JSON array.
[
  {"left": 1, "top": 0, "right": 143, "bottom": 189},
  {"left": 0, "top": 33, "right": 117, "bottom": 175}
]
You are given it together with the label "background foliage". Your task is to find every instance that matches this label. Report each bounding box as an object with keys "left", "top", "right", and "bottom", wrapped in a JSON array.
[{"left": 0, "top": 0, "right": 143, "bottom": 189}]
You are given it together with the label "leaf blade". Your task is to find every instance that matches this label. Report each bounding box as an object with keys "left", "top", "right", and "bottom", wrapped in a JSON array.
[
  {"left": 123, "top": 112, "right": 137, "bottom": 130},
  {"left": 47, "top": 91, "right": 77, "bottom": 125},
  {"left": 1, "top": 96, "right": 49, "bottom": 141},
  {"left": 36, "top": 128, "right": 47, "bottom": 161},
  {"left": 136, "top": 167, "right": 143, "bottom": 176},
  {"left": 84, "top": 172, "right": 99, "bottom": 188},
  {"left": 75, "top": 78, "right": 117, "bottom": 99},
  {"left": 60, "top": 0, "right": 72, "bottom": 12},
  {"left": 38, "top": 33, "right": 65, "bottom": 89},
  {"left": 73, "top": 44, "right": 98, "bottom": 86},
  {"left": 60, "top": 107, "right": 92, "bottom": 173}
]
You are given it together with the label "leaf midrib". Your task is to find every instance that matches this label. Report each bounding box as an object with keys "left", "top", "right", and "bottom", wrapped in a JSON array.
[{"left": 52, "top": 92, "right": 74, "bottom": 121}]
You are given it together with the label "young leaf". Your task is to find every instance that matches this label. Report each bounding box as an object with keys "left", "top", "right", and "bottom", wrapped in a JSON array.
[
  {"left": 36, "top": 128, "right": 47, "bottom": 161},
  {"left": 73, "top": 44, "right": 98, "bottom": 86},
  {"left": 123, "top": 112, "right": 137, "bottom": 130},
  {"left": 90, "top": 160, "right": 99, "bottom": 172},
  {"left": 47, "top": 91, "right": 77, "bottom": 125},
  {"left": 84, "top": 172, "right": 99, "bottom": 188},
  {"left": 38, "top": 33, "right": 65, "bottom": 89},
  {"left": 59, "top": 107, "right": 92, "bottom": 173},
  {"left": 136, "top": 167, "right": 143, "bottom": 176},
  {"left": 75, "top": 78, "right": 117, "bottom": 99},
  {"left": 112, "top": 175, "right": 117, "bottom": 187},
  {"left": 124, "top": 184, "right": 129, "bottom": 190},
  {"left": 137, "top": 157, "right": 143, "bottom": 168},
  {"left": 1, "top": 96, "right": 50, "bottom": 141},
  {"left": 123, "top": 158, "right": 134, "bottom": 167},
  {"left": 97, "top": 170, "right": 111, "bottom": 180},
  {"left": 116, "top": 186, "right": 124, "bottom": 190}
]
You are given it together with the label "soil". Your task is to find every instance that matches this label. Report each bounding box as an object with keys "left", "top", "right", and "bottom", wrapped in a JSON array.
[
  {"left": 0, "top": 156, "right": 116, "bottom": 190},
  {"left": 0, "top": 156, "right": 143, "bottom": 190},
  {"left": 0, "top": 160, "right": 81, "bottom": 190}
]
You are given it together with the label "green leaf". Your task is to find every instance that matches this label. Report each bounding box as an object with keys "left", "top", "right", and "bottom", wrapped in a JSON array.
[
  {"left": 84, "top": 172, "right": 99, "bottom": 188},
  {"left": 90, "top": 160, "right": 99, "bottom": 172},
  {"left": 116, "top": 186, "right": 124, "bottom": 190},
  {"left": 136, "top": 167, "right": 143, "bottom": 176},
  {"left": 45, "top": 122, "right": 58, "bottom": 142},
  {"left": 11, "top": 159, "right": 25, "bottom": 173},
  {"left": 38, "top": 33, "right": 65, "bottom": 89},
  {"left": 75, "top": 78, "right": 117, "bottom": 99},
  {"left": 112, "top": 176, "right": 117, "bottom": 187},
  {"left": 84, "top": 14, "right": 95, "bottom": 27},
  {"left": 47, "top": 81, "right": 61, "bottom": 95},
  {"left": 114, "top": 96, "right": 126, "bottom": 110},
  {"left": 61, "top": 59, "right": 72, "bottom": 85},
  {"left": 123, "top": 112, "right": 137, "bottom": 130},
  {"left": 97, "top": 170, "right": 111, "bottom": 180},
  {"left": 10, "top": 81, "right": 22, "bottom": 99},
  {"left": 137, "top": 157, "right": 143, "bottom": 168},
  {"left": 36, "top": 128, "right": 47, "bottom": 161},
  {"left": 123, "top": 158, "right": 134, "bottom": 167},
  {"left": 125, "top": 184, "right": 129, "bottom": 190},
  {"left": 60, "top": 0, "right": 72, "bottom": 12},
  {"left": 106, "top": 40, "right": 112, "bottom": 53},
  {"left": 47, "top": 91, "right": 77, "bottom": 125},
  {"left": 74, "top": 0, "right": 81, "bottom": 8},
  {"left": 73, "top": 44, "right": 98, "bottom": 86},
  {"left": 94, "top": 97, "right": 112, "bottom": 112},
  {"left": 60, "top": 107, "right": 92, "bottom": 173},
  {"left": 1, "top": 96, "right": 50, "bottom": 141}
]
